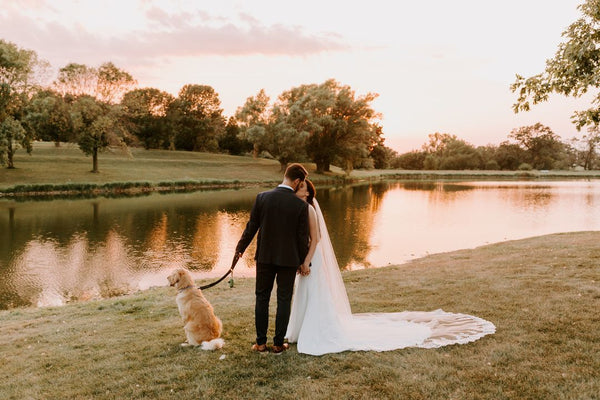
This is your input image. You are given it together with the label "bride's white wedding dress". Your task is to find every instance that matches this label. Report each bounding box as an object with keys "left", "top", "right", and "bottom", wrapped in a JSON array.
[{"left": 286, "top": 200, "right": 496, "bottom": 356}]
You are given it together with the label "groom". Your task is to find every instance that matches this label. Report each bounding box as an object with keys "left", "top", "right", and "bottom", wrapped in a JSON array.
[{"left": 236, "top": 163, "right": 310, "bottom": 354}]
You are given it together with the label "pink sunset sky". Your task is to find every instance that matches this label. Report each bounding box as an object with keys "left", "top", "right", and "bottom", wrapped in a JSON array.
[{"left": 0, "top": 0, "right": 592, "bottom": 153}]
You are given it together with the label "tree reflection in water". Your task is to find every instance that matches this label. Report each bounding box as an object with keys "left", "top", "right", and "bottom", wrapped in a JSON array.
[{"left": 2, "top": 180, "right": 600, "bottom": 309}]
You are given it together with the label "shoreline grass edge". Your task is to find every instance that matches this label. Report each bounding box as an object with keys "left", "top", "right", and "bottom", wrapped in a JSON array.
[{"left": 0, "top": 231, "right": 598, "bottom": 399}]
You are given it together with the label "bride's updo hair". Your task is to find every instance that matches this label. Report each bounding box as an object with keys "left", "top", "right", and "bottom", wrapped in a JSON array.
[{"left": 305, "top": 179, "right": 316, "bottom": 205}]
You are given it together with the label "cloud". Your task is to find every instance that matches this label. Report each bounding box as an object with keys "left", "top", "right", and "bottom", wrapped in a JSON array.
[{"left": 0, "top": 8, "right": 349, "bottom": 69}]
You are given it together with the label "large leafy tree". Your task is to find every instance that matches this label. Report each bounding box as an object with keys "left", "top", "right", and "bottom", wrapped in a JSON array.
[
  {"left": 235, "top": 89, "right": 270, "bottom": 157},
  {"left": 303, "top": 80, "right": 380, "bottom": 173},
  {"left": 54, "top": 63, "right": 97, "bottom": 98},
  {"left": 0, "top": 41, "right": 46, "bottom": 168},
  {"left": 272, "top": 80, "right": 380, "bottom": 173},
  {"left": 508, "top": 123, "right": 564, "bottom": 169},
  {"left": 54, "top": 62, "right": 136, "bottom": 103},
  {"left": 511, "top": 0, "right": 600, "bottom": 129},
  {"left": 236, "top": 88, "right": 308, "bottom": 169},
  {"left": 96, "top": 62, "right": 137, "bottom": 104},
  {"left": 0, "top": 114, "right": 29, "bottom": 169},
  {"left": 0, "top": 85, "right": 30, "bottom": 169},
  {"left": 494, "top": 142, "right": 527, "bottom": 170},
  {"left": 421, "top": 133, "right": 481, "bottom": 170},
  {"left": 71, "top": 96, "right": 124, "bottom": 173},
  {"left": 0, "top": 39, "right": 49, "bottom": 93},
  {"left": 571, "top": 126, "right": 600, "bottom": 169},
  {"left": 121, "top": 88, "right": 174, "bottom": 149},
  {"left": 395, "top": 150, "right": 427, "bottom": 170},
  {"left": 25, "top": 89, "right": 73, "bottom": 146},
  {"left": 218, "top": 117, "right": 252, "bottom": 155},
  {"left": 170, "top": 84, "right": 225, "bottom": 152},
  {"left": 237, "top": 81, "right": 381, "bottom": 172}
]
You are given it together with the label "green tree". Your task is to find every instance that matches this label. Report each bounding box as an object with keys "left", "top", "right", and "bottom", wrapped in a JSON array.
[
  {"left": 235, "top": 89, "right": 270, "bottom": 157},
  {"left": 96, "top": 62, "right": 137, "bottom": 103},
  {"left": 272, "top": 80, "right": 380, "bottom": 173},
  {"left": 0, "top": 41, "right": 47, "bottom": 167},
  {"left": 306, "top": 80, "right": 380, "bottom": 173},
  {"left": 54, "top": 63, "right": 98, "bottom": 97},
  {"left": 0, "top": 85, "right": 31, "bottom": 169},
  {"left": 370, "top": 143, "right": 398, "bottom": 169},
  {"left": 25, "top": 89, "right": 73, "bottom": 145},
  {"left": 421, "top": 133, "right": 481, "bottom": 170},
  {"left": 508, "top": 123, "right": 564, "bottom": 169},
  {"left": 0, "top": 39, "right": 49, "bottom": 93},
  {"left": 0, "top": 115, "right": 29, "bottom": 168},
  {"left": 71, "top": 96, "right": 124, "bottom": 173},
  {"left": 368, "top": 130, "right": 397, "bottom": 170},
  {"left": 170, "top": 84, "right": 225, "bottom": 152},
  {"left": 494, "top": 142, "right": 526, "bottom": 170},
  {"left": 121, "top": 88, "right": 174, "bottom": 149},
  {"left": 236, "top": 88, "right": 310, "bottom": 170},
  {"left": 54, "top": 62, "right": 136, "bottom": 103},
  {"left": 395, "top": 150, "right": 426, "bottom": 169},
  {"left": 511, "top": 0, "right": 600, "bottom": 130},
  {"left": 571, "top": 126, "right": 600, "bottom": 169},
  {"left": 218, "top": 117, "right": 252, "bottom": 155}
]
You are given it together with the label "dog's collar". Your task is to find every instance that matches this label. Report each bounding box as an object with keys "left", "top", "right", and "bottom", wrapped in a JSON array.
[{"left": 178, "top": 285, "right": 195, "bottom": 293}]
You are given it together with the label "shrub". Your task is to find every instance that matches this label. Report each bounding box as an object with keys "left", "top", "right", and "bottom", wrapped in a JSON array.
[
  {"left": 485, "top": 160, "right": 500, "bottom": 170},
  {"left": 518, "top": 163, "right": 533, "bottom": 171}
]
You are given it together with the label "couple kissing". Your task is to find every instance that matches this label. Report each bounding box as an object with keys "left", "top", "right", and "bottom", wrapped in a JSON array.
[{"left": 236, "top": 163, "right": 496, "bottom": 356}]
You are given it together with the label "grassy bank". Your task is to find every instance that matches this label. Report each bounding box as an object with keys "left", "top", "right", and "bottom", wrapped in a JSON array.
[
  {"left": 3, "top": 142, "right": 600, "bottom": 197},
  {"left": 1, "top": 232, "right": 598, "bottom": 399}
]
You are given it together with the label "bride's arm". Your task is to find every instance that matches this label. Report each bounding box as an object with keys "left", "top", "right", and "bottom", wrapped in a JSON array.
[{"left": 300, "top": 205, "right": 320, "bottom": 274}]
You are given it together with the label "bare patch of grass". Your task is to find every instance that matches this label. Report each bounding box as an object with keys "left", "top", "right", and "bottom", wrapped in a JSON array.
[{"left": 1, "top": 232, "right": 599, "bottom": 399}]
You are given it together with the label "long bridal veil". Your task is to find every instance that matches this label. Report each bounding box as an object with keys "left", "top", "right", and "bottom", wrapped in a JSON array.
[{"left": 286, "top": 199, "right": 495, "bottom": 355}]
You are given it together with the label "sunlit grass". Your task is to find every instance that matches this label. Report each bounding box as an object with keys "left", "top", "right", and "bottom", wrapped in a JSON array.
[
  {"left": 0, "top": 142, "right": 286, "bottom": 190},
  {"left": 3, "top": 142, "right": 600, "bottom": 195},
  {"left": 1, "top": 231, "right": 598, "bottom": 399}
]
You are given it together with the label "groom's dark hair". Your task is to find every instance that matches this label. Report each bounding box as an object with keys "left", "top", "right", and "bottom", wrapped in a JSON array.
[{"left": 284, "top": 163, "right": 308, "bottom": 182}]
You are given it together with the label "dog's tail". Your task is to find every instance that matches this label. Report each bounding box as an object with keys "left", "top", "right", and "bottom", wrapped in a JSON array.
[{"left": 201, "top": 338, "right": 225, "bottom": 351}]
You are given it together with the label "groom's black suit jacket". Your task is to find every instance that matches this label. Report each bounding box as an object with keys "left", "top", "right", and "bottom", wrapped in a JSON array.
[{"left": 236, "top": 186, "right": 309, "bottom": 267}]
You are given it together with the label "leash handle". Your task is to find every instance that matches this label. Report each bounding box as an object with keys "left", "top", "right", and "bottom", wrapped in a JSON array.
[{"left": 198, "top": 253, "right": 240, "bottom": 290}]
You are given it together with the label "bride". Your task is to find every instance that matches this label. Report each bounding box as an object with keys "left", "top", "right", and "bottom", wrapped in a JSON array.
[{"left": 285, "top": 179, "right": 496, "bottom": 356}]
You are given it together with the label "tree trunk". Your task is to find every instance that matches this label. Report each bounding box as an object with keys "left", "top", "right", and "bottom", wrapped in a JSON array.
[
  {"left": 315, "top": 159, "right": 330, "bottom": 174},
  {"left": 91, "top": 147, "right": 99, "bottom": 173},
  {"left": 279, "top": 160, "right": 288, "bottom": 172},
  {"left": 7, "top": 144, "right": 14, "bottom": 169},
  {"left": 54, "top": 141, "right": 61, "bottom": 147}
]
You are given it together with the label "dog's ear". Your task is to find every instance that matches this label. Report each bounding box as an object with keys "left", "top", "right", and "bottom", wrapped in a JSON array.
[{"left": 168, "top": 270, "right": 180, "bottom": 286}]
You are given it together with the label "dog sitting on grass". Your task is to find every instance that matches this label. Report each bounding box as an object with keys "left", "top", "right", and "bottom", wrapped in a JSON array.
[{"left": 167, "top": 269, "right": 224, "bottom": 350}]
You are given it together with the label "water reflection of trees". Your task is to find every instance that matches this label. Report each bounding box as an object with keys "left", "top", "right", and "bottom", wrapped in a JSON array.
[
  {"left": 400, "top": 181, "right": 476, "bottom": 204},
  {"left": 319, "top": 184, "right": 383, "bottom": 270},
  {"left": 0, "top": 190, "right": 257, "bottom": 308},
  {"left": 191, "top": 212, "right": 221, "bottom": 270}
]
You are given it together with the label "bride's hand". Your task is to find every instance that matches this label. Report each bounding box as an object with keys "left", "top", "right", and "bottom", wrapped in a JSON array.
[{"left": 299, "top": 263, "right": 310, "bottom": 276}]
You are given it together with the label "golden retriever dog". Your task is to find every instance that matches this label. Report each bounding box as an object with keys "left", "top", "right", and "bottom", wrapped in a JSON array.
[{"left": 167, "top": 269, "right": 224, "bottom": 350}]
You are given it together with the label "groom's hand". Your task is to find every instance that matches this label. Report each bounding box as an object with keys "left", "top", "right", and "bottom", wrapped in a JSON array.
[{"left": 299, "top": 263, "right": 310, "bottom": 276}]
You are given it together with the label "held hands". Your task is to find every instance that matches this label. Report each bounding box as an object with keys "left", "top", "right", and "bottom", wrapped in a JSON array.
[{"left": 298, "top": 262, "right": 310, "bottom": 276}]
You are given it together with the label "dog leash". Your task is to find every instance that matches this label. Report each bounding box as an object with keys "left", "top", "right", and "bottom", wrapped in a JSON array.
[{"left": 198, "top": 253, "right": 240, "bottom": 290}]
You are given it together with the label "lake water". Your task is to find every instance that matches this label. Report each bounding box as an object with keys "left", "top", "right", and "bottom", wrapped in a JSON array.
[{"left": 1, "top": 180, "right": 600, "bottom": 309}]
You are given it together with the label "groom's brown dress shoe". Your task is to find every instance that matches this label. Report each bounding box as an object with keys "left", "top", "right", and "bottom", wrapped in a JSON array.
[
  {"left": 271, "top": 343, "right": 289, "bottom": 354},
  {"left": 252, "top": 343, "right": 268, "bottom": 353}
]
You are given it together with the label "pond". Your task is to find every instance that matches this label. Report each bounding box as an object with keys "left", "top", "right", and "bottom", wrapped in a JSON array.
[{"left": 1, "top": 179, "right": 600, "bottom": 309}]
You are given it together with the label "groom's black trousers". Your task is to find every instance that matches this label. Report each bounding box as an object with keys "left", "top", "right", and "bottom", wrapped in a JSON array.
[{"left": 255, "top": 263, "right": 297, "bottom": 346}]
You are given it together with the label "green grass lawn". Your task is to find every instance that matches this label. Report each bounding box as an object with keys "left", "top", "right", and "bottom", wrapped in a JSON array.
[
  {"left": 0, "top": 142, "right": 287, "bottom": 190},
  {"left": 3, "top": 142, "right": 600, "bottom": 195},
  {"left": 1, "top": 231, "right": 598, "bottom": 399}
]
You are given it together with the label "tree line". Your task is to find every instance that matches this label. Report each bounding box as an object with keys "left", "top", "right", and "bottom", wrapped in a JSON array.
[
  {"left": 391, "top": 126, "right": 600, "bottom": 171},
  {"left": 2, "top": 22, "right": 600, "bottom": 173},
  {"left": 0, "top": 39, "right": 384, "bottom": 173}
]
